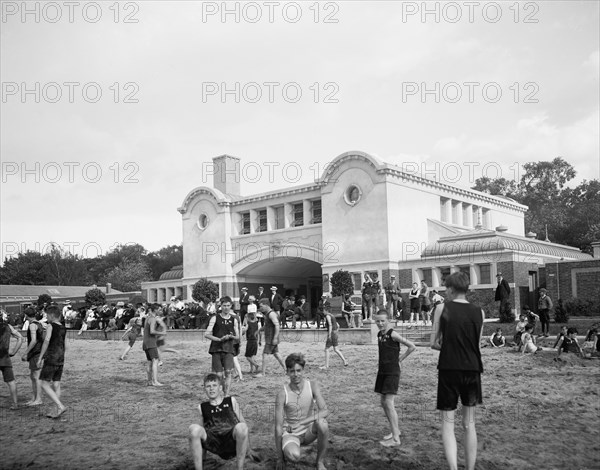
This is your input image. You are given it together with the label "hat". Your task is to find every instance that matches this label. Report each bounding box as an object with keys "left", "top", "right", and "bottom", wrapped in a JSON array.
[
  {"left": 170, "top": 296, "right": 177, "bottom": 301},
  {"left": 116, "top": 301, "right": 125, "bottom": 307},
  {"left": 64, "top": 300, "right": 71, "bottom": 304},
  {"left": 496, "top": 273, "right": 502, "bottom": 277},
  {"left": 540, "top": 288, "right": 547, "bottom": 293},
  {"left": 270, "top": 286, "right": 277, "bottom": 291},
  {"left": 390, "top": 275, "right": 396, "bottom": 278},
  {"left": 241, "top": 287, "right": 248, "bottom": 291}
]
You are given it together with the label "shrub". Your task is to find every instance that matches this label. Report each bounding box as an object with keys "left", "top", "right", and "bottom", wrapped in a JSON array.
[
  {"left": 330, "top": 270, "right": 354, "bottom": 298},
  {"left": 192, "top": 278, "right": 219, "bottom": 304},
  {"left": 564, "top": 297, "right": 598, "bottom": 317},
  {"left": 85, "top": 288, "right": 106, "bottom": 306},
  {"left": 37, "top": 294, "right": 52, "bottom": 307},
  {"left": 554, "top": 298, "right": 569, "bottom": 323}
]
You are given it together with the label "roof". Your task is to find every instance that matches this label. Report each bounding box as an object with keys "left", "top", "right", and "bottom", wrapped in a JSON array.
[
  {"left": 0, "top": 285, "right": 122, "bottom": 301},
  {"left": 422, "top": 228, "right": 593, "bottom": 261},
  {"left": 159, "top": 265, "right": 184, "bottom": 281}
]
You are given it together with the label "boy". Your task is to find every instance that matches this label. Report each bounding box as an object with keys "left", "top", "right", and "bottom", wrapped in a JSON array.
[
  {"left": 489, "top": 328, "right": 505, "bottom": 348},
  {"left": 189, "top": 374, "right": 253, "bottom": 470},
  {"left": 120, "top": 313, "right": 143, "bottom": 360},
  {"left": 37, "top": 305, "right": 67, "bottom": 418},
  {"left": 255, "top": 298, "right": 286, "bottom": 377},
  {"left": 374, "top": 309, "right": 416, "bottom": 447},
  {"left": 21, "top": 307, "right": 44, "bottom": 405},
  {"left": 142, "top": 304, "right": 164, "bottom": 387},
  {"left": 430, "top": 272, "right": 484, "bottom": 470},
  {"left": 205, "top": 296, "right": 239, "bottom": 395},
  {"left": 522, "top": 305, "right": 539, "bottom": 336},
  {"left": 0, "top": 310, "right": 23, "bottom": 410},
  {"left": 555, "top": 327, "right": 584, "bottom": 358},
  {"left": 321, "top": 305, "right": 348, "bottom": 369},
  {"left": 275, "top": 353, "right": 330, "bottom": 470}
]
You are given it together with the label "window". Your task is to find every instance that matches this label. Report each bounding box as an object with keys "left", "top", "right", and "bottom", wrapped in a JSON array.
[
  {"left": 479, "top": 264, "right": 491, "bottom": 284},
  {"left": 292, "top": 202, "right": 303, "bottom": 227},
  {"left": 311, "top": 199, "right": 322, "bottom": 224},
  {"left": 274, "top": 206, "right": 285, "bottom": 229},
  {"left": 257, "top": 209, "right": 267, "bottom": 232},
  {"left": 421, "top": 268, "right": 432, "bottom": 287},
  {"left": 440, "top": 267, "right": 451, "bottom": 285},
  {"left": 197, "top": 213, "right": 209, "bottom": 230},
  {"left": 352, "top": 273, "right": 362, "bottom": 291},
  {"left": 458, "top": 265, "right": 470, "bottom": 281},
  {"left": 240, "top": 212, "right": 250, "bottom": 234},
  {"left": 344, "top": 185, "right": 362, "bottom": 206}
]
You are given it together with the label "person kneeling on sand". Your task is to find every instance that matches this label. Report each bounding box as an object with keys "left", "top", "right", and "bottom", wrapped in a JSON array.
[
  {"left": 520, "top": 324, "right": 541, "bottom": 354},
  {"left": 275, "top": 353, "right": 330, "bottom": 470},
  {"left": 189, "top": 373, "right": 259, "bottom": 470}
]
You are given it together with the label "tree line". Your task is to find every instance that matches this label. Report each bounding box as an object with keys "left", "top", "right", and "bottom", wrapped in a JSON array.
[{"left": 0, "top": 243, "right": 183, "bottom": 292}]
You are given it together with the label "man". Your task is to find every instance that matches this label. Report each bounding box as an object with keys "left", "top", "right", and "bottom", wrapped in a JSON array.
[
  {"left": 315, "top": 295, "right": 330, "bottom": 329},
  {"left": 205, "top": 297, "right": 239, "bottom": 396},
  {"left": 385, "top": 275, "right": 401, "bottom": 320},
  {"left": 430, "top": 272, "right": 484, "bottom": 470},
  {"left": 142, "top": 304, "right": 164, "bottom": 387},
  {"left": 537, "top": 288, "right": 553, "bottom": 337},
  {"left": 280, "top": 295, "right": 296, "bottom": 329},
  {"left": 61, "top": 300, "right": 72, "bottom": 319},
  {"left": 275, "top": 353, "right": 329, "bottom": 470},
  {"left": 0, "top": 310, "right": 23, "bottom": 410},
  {"left": 255, "top": 298, "right": 285, "bottom": 377},
  {"left": 189, "top": 373, "right": 257, "bottom": 470},
  {"left": 293, "top": 295, "right": 310, "bottom": 329},
  {"left": 494, "top": 272, "right": 511, "bottom": 319},
  {"left": 239, "top": 287, "right": 250, "bottom": 324},
  {"left": 269, "top": 286, "right": 285, "bottom": 317}
]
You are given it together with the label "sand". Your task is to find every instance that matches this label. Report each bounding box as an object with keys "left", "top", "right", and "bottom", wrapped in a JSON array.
[{"left": 1, "top": 337, "right": 598, "bottom": 470}]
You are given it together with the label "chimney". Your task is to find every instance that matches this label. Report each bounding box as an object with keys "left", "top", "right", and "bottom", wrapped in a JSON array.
[
  {"left": 592, "top": 241, "right": 600, "bottom": 258},
  {"left": 212, "top": 155, "right": 241, "bottom": 196},
  {"left": 106, "top": 282, "right": 112, "bottom": 294}
]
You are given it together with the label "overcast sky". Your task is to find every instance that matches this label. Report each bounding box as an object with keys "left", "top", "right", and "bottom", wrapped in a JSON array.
[{"left": 1, "top": 1, "right": 598, "bottom": 262}]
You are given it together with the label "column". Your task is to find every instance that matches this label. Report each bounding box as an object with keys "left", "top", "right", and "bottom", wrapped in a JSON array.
[
  {"left": 284, "top": 202, "right": 293, "bottom": 228},
  {"left": 464, "top": 203, "right": 473, "bottom": 227},
  {"left": 250, "top": 209, "right": 258, "bottom": 233},
  {"left": 469, "top": 264, "right": 479, "bottom": 285},
  {"left": 432, "top": 268, "right": 441, "bottom": 288},
  {"left": 441, "top": 198, "right": 451, "bottom": 222},
  {"left": 452, "top": 201, "right": 463, "bottom": 226},
  {"left": 303, "top": 199, "right": 311, "bottom": 226},
  {"left": 266, "top": 206, "right": 275, "bottom": 231}
]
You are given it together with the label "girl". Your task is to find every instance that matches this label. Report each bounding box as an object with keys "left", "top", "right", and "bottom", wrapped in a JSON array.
[{"left": 520, "top": 324, "right": 539, "bottom": 354}]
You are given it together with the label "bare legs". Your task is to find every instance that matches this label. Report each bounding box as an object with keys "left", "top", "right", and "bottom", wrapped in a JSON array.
[
  {"left": 440, "top": 406, "right": 477, "bottom": 470},
  {"left": 189, "top": 422, "right": 249, "bottom": 470},
  {"left": 380, "top": 394, "right": 400, "bottom": 443},
  {"left": 283, "top": 419, "right": 328, "bottom": 470}
]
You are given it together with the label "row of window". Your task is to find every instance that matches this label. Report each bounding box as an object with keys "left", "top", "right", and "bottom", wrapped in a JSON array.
[
  {"left": 239, "top": 200, "right": 321, "bottom": 235},
  {"left": 346, "top": 264, "right": 492, "bottom": 292},
  {"left": 440, "top": 197, "right": 490, "bottom": 228}
]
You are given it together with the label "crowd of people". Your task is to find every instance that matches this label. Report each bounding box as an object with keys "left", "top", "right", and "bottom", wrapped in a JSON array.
[{"left": 2, "top": 271, "right": 598, "bottom": 470}]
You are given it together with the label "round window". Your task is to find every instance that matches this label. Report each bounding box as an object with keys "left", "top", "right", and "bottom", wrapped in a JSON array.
[
  {"left": 197, "top": 213, "right": 209, "bottom": 230},
  {"left": 344, "top": 185, "right": 362, "bottom": 206}
]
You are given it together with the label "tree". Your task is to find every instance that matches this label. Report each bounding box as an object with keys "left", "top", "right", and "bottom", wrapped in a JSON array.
[
  {"left": 104, "top": 259, "right": 152, "bottom": 292},
  {"left": 1, "top": 251, "right": 52, "bottom": 285},
  {"left": 85, "top": 288, "right": 106, "bottom": 306},
  {"left": 192, "top": 278, "right": 219, "bottom": 304},
  {"left": 146, "top": 245, "right": 183, "bottom": 280},
  {"left": 330, "top": 270, "right": 354, "bottom": 297},
  {"left": 472, "top": 158, "right": 599, "bottom": 253}
]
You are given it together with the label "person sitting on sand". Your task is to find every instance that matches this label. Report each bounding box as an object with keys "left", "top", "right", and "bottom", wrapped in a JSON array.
[
  {"left": 275, "top": 353, "right": 330, "bottom": 470},
  {"left": 522, "top": 305, "right": 540, "bottom": 336},
  {"left": 189, "top": 373, "right": 259, "bottom": 470},
  {"left": 553, "top": 326, "right": 568, "bottom": 349},
  {"left": 520, "top": 324, "right": 540, "bottom": 354},
  {"left": 514, "top": 314, "right": 527, "bottom": 348},
  {"left": 489, "top": 328, "right": 505, "bottom": 348},
  {"left": 555, "top": 327, "right": 584, "bottom": 358},
  {"left": 583, "top": 328, "right": 599, "bottom": 357}
]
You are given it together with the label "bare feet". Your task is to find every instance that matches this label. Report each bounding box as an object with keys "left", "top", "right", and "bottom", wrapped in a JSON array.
[
  {"left": 47, "top": 406, "right": 67, "bottom": 419},
  {"left": 26, "top": 400, "right": 43, "bottom": 407},
  {"left": 151, "top": 382, "right": 164, "bottom": 387},
  {"left": 9, "top": 403, "right": 19, "bottom": 410}
]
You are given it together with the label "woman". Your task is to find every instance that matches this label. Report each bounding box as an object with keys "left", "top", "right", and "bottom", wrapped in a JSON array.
[{"left": 419, "top": 281, "right": 431, "bottom": 325}]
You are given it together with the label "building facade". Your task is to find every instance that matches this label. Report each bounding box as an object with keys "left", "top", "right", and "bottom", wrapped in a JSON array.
[{"left": 142, "top": 150, "right": 598, "bottom": 316}]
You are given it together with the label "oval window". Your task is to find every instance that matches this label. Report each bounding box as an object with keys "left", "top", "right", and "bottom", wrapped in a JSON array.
[
  {"left": 197, "top": 213, "right": 209, "bottom": 230},
  {"left": 344, "top": 185, "right": 362, "bottom": 206}
]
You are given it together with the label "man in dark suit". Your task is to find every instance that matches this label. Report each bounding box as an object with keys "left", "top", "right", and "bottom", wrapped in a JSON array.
[
  {"left": 239, "top": 287, "right": 250, "bottom": 323},
  {"left": 268, "top": 286, "right": 285, "bottom": 315},
  {"left": 494, "top": 273, "right": 511, "bottom": 318}
]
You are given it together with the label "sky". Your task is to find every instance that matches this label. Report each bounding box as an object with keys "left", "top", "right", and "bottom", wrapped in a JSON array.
[{"left": 1, "top": 1, "right": 599, "bottom": 262}]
